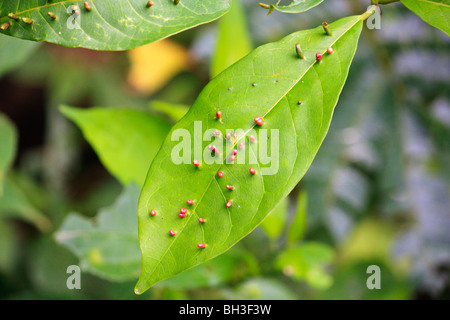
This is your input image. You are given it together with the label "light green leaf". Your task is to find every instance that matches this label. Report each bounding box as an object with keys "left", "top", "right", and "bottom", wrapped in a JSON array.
[
  {"left": 0, "top": 34, "right": 39, "bottom": 77},
  {"left": 55, "top": 184, "right": 141, "bottom": 281},
  {"left": 287, "top": 189, "right": 307, "bottom": 243},
  {"left": 260, "top": 0, "right": 324, "bottom": 15},
  {"left": 261, "top": 197, "right": 288, "bottom": 240},
  {"left": 61, "top": 106, "right": 171, "bottom": 187},
  {"left": 276, "top": 242, "right": 334, "bottom": 289},
  {"left": 150, "top": 101, "right": 190, "bottom": 122},
  {"left": 401, "top": 0, "right": 450, "bottom": 36},
  {"left": 0, "top": 0, "right": 231, "bottom": 50},
  {"left": 211, "top": 0, "right": 252, "bottom": 77},
  {"left": 0, "top": 113, "right": 17, "bottom": 195},
  {"left": 135, "top": 14, "right": 366, "bottom": 293}
]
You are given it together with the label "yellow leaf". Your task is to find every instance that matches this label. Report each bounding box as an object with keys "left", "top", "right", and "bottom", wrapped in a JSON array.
[{"left": 127, "top": 40, "right": 190, "bottom": 94}]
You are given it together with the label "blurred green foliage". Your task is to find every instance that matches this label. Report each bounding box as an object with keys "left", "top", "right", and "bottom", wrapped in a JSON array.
[{"left": 0, "top": 0, "right": 448, "bottom": 300}]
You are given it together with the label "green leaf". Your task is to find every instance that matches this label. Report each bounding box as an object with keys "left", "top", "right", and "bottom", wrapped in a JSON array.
[
  {"left": 229, "top": 278, "right": 299, "bottom": 300},
  {"left": 0, "top": 34, "right": 39, "bottom": 77},
  {"left": 0, "top": 174, "right": 51, "bottom": 232},
  {"left": 275, "top": 242, "right": 334, "bottom": 289},
  {"left": 287, "top": 189, "right": 307, "bottom": 243},
  {"left": 0, "top": 0, "right": 231, "bottom": 51},
  {"left": 150, "top": 101, "right": 190, "bottom": 122},
  {"left": 61, "top": 106, "right": 171, "bottom": 187},
  {"left": 261, "top": 197, "right": 288, "bottom": 240},
  {"left": 0, "top": 113, "right": 17, "bottom": 196},
  {"left": 401, "top": 0, "right": 450, "bottom": 36},
  {"left": 211, "top": 0, "right": 252, "bottom": 78},
  {"left": 260, "top": 0, "right": 324, "bottom": 15},
  {"left": 55, "top": 184, "right": 141, "bottom": 281},
  {"left": 135, "top": 14, "right": 365, "bottom": 294}
]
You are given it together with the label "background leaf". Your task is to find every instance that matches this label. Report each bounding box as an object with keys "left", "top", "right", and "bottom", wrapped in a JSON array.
[
  {"left": 0, "top": 0, "right": 231, "bottom": 50},
  {"left": 275, "top": 242, "right": 334, "bottom": 289},
  {"left": 260, "top": 0, "right": 324, "bottom": 15},
  {"left": 261, "top": 198, "right": 288, "bottom": 240},
  {"left": 211, "top": 0, "right": 252, "bottom": 77},
  {"left": 0, "top": 174, "right": 51, "bottom": 232},
  {"left": 401, "top": 0, "right": 450, "bottom": 36},
  {"left": 127, "top": 39, "right": 190, "bottom": 95},
  {"left": 61, "top": 106, "right": 171, "bottom": 187},
  {"left": 287, "top": 190, "right": 307, "bottom": 243},
  {"left": 0, "top": 113, "right": 17, "bottom": 195},
  {"left": 0, "top": 34, "right": 39, "bottom": 77},
  {"left": 55, "top": 184, "right": 141, "bottom": 281},
  {"left": 135, "top": 14, "right": 366, "bottom": 293}
]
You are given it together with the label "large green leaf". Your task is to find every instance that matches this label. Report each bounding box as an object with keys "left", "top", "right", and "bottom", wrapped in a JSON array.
[
  {"left": 0, "top": 113, "right": 17, "bottom": 195},
  {"left": 259, "top": 0, "right": 324, "bottom": 15},
  {"left": 135, "top": 14, "right": 366, "bottom": 294},
  {"left": 211, "top": 0, "right": 252, "bottom": 78},
  {"left": 61, "top": 106, "right": 171, "bottom": 187},
  {"left": 0, "top": 0, "right": 231, "bottom": 50},
  {"left": 55, "top": 184, "right": 141, "bottom": 281},
  {"left": 401, "top": 0, "right": 450, "bottom": 36}
]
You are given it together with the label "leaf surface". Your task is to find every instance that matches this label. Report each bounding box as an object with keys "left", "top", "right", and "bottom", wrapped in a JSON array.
[
  {"left": 0, "top": 0, "right": 231, "bottom": 50},
  {"left": 135, "top": 14, "right": 365, "bottom": 293},
  {"left": 55, "top": 184, "right": 141, "bottom": 281},
  {"left": 401, "top": 0, "right": 450, "bottom": 36},
  {"left": 261, "top": 0, "right": 324, "bottom": 15},
  {"left": 0, "top": 113, "right": 17, "bottom": 195},
  {"left": 61, "top": 106, "right": 171, "bottom": 187}
]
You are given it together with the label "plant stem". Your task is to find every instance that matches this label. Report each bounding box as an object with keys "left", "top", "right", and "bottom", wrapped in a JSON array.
[{"left": 361, "top": 6, "right": 377, "bottom": 21}]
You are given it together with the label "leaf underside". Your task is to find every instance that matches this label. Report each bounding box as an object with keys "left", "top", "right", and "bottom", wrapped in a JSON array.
[
  {"left": 268, "top": 0, "right": 324, "bottom": 14},
  {"left": 135, "top": 15, "right": 365, "bottom": 294},
  {"left": 401, "top": 0, "right": 450, "bottom": 36},
  {"left": 0, "top": 0, "right": 231, "bottom": 50}
]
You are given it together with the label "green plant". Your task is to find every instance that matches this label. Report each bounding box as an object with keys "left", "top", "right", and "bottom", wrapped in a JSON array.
[{"left": 0, "top": 0, "right": 448, "bottom": 297}]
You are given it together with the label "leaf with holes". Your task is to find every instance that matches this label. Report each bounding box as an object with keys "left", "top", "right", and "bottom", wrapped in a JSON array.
[
  {"left": 401, "top": 0, "right": 450, "bottom": 36},
  {"left": 135, "top": 14, "right": 367, "bottom": 294},
  {"left": 260, "top": 0, "right": 324, "bottom": 15},
  {"left": 0, "top": 0, "right": 231, "bottom": 50}
]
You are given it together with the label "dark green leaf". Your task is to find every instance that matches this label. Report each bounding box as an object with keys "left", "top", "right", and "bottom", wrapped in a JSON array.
[
  {"left": 135, "top": 14, "right": 366, "bottom": 293},
  {"left": 0, "top": 0, "right": 231, "bottom": 50}
]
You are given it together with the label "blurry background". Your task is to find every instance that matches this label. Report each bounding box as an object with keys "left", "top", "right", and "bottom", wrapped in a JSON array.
[{"left": 0, "top": 0, "right": 449, "bottom": 300}]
